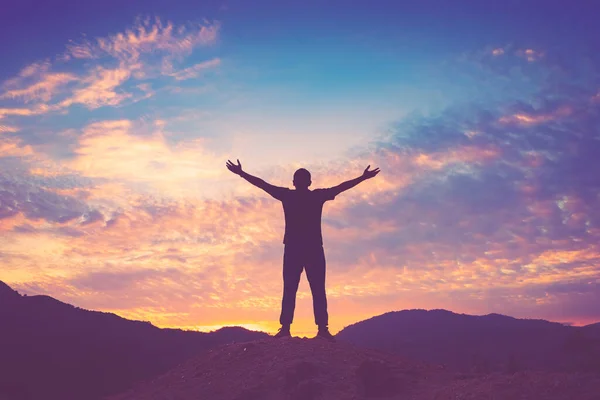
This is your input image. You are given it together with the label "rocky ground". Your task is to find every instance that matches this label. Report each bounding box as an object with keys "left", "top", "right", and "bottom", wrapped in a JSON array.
[{"left": 107, "top": 337, "right": 600, "bottom": 400}]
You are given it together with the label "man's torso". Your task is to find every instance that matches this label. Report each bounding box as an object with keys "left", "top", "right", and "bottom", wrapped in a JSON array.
[{"left": 279, "top": 189, "right": 335, "bottom": 246}]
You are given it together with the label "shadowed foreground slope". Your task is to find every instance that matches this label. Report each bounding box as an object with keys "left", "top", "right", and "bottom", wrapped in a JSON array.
[{"left": 108, "top": 337, "right": 600, "bottom": 400}]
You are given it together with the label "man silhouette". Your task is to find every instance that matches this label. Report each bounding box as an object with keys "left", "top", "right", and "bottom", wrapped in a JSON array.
[{"left": 226, "top": 159, "right": 380, "bottom": 340}]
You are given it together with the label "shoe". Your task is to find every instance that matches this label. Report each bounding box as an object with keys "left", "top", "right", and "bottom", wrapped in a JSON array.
[
  {"left": 317, "top": 326, "right": 335, "bottom": 342},
  {"left": 273, "top": 325, "right": 291, "bottom": 338}
]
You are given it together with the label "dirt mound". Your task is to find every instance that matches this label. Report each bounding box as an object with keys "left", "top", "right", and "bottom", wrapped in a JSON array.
[{"left": 107, "top": 337, "right": 600, "bottom": 400}]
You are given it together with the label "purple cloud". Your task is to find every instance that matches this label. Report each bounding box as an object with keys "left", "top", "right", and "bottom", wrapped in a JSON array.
[{"left": 0, "top": 174, "right": 104, "bottom": 228}]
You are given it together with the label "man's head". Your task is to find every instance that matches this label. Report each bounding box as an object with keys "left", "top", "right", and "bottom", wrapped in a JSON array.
[{"left": 293, "top": 168, "right": 311, "bottom": 190}]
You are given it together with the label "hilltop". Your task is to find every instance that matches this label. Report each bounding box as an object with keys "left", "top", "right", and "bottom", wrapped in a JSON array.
[{"left": 108, "top": 336, "right": 600, "bottom": 400}]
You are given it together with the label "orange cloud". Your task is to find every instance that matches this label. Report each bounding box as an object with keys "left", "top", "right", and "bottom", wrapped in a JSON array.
[
  {"left": 0, "top": 124, "right": 19, "bottom": 133},
  {"left": 0, "top": 106, "right": 46, "bottom": 119},
  {"left": 0, "top": 136, "right": 34, "bottom": 157},
  {"left": 1, "top": 17, "right": 220, "bottom": 116},
  {"left": 527, "top": 249, "right": 599, "bottom": 270},
  {"left": 67, "top": 119, "right": 228, "bottom": 197},
  {"left": 1, "top": 61, "right": 51, "bottom": 88},
  {"left": 0, "top": 213, "right": 36, "bottom": 232},
  {"left": 91, "top": 18, "right": 219, "bottom": 62},
  {"left": 498, "top": 106, "right": 572, "bottom": 125},
  {"left": 413, "top": 145, "right": 500, "bottom": 170},
  {"left": 0, "top": 72, "right": 77, "bottom": 103},
  {"left": 59, "top": 66, "right": 133, "bottom": 109},
  {"left": 64, "top": 17, "right": 219, "bottom": 76}
]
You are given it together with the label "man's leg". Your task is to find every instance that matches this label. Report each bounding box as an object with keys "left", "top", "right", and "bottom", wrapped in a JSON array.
[
  {"left": 279, "top": 245, "right": 304, "bottom": 327},
  {"left": 305, "top": 245, "right": 328, "bottom": 328}
]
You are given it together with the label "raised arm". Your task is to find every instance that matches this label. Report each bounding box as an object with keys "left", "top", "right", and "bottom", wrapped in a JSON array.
[
  {"left": 330, "top": 165, "right": 380, "bottom": 196},
  {"left": 226, "top": 159, "right": 287, "bottom": 199}
]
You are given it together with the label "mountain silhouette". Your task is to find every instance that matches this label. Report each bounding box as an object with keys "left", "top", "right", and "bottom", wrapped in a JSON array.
[
  {"left": 0, "top": 280, "right": 268, "bottom": 400},
  {"left": 335, "top": 309, "right": 600, "bottom": 373},
  {"left": 0, "top": 280, "right": 19, "bottom": 300},
  {"left": 583, "top": 322, "right": 600, "bottom": 334},
  {"left": 107, "top": 337, "right": 600, "bottom": 400}
]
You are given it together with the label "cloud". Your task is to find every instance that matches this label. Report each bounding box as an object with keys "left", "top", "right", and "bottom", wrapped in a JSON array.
[
  {"left": 485, "top": 46, "right": 545, "bottom": 62},
  {"left": 0, "top": 135, "right": 34, "bottom": 157},
  {"left": 516, "top": 48, "right": 544, "bottom": 62},
  {"left": 0, "top": 106, "right": 49, "bottom": 119},
  {"left": 0, "top": 124, "right": 19, "bottom": 133},
  {"left": 0, "top": 17, "right": 220, "bottom": 116},
  {"left": 0, "top": 136, "right": 105, "bottom": 231},
  {"left": 66, "top": 118, "right": 229, "bottom": 197},
  {"left": 67, "top": 17, "right": 219, "bottom": 63},
  {"left": 58, "top": 65, "right": 133, "bottom": 109},
  {"left": 0, "top": 71, "right": 77, "bottom": 103},
  {"left": 68, "top": 268, "right": 190, "bottom": 292},
  {"left": 168, "top": 58, "right": 221, "bottom": 80},
  {"left": 497, "top": 105, "right": 572, "bottom": 125},
  {"left": 0, "top": 174, "right": 94, "bottom": 225}
]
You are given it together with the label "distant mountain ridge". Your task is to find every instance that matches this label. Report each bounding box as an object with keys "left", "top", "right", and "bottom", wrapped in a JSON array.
[
  {"left": 336, "top": 309, "right": 600, "bottom": 373},
  {"left": 0, "top": 280, "right": 269, "bottom": 400}
]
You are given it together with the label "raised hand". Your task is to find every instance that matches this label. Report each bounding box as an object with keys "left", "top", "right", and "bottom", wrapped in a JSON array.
[
  {"left": 226, "top": 159, "right": 243, "bottom": 175},
  {"left": 362, "top": 165, "right": 380, "bottom": 179}
]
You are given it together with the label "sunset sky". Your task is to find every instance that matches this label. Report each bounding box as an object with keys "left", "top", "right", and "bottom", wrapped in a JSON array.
[{"left": 1, "top": 0, "right": 599, "bottom": 336}]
